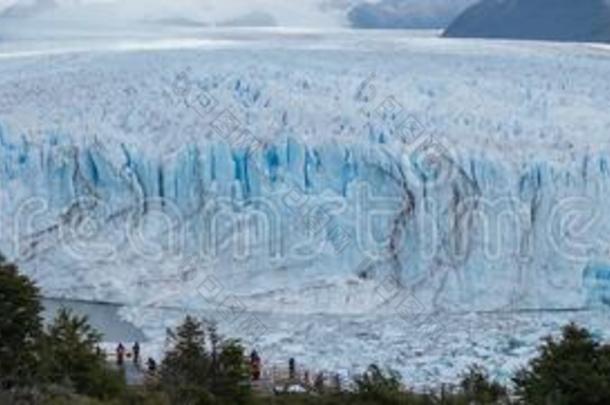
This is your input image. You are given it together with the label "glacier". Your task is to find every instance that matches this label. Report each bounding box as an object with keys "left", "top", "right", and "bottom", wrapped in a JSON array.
[{"left": 2, "top": 29, "right": 610, "bottom": 387}]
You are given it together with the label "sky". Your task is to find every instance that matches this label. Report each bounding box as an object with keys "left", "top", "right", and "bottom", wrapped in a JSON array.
[{"left": 0, "top": 0, "right": 478, "bottom": 29}]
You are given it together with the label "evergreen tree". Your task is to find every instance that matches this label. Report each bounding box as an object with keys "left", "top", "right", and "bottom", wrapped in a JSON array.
[
  {"left": 513, "top": 322, "right": 610, "bottom": 404},
  {"left": 43, "top": 308, "right": 125, "bottom": 400},
  {"left": 0, "top": 260, "right": 44, "bottom": 388},
  {"left": 352, "top": 364, "right": 403, "bottom": 403},
  {"left": 160, "top": 316, "right": 253, "bottom": 404},
  {"left": 208, "top": 321, "right": 220, "bottom": 388},
  {"left": 213, "top": 339, "right": 251, "bottom": 404},
  {"left": 160, "top": 315, "right": 213, "bottom": 404},
  {"left": 459, "top": 364, "right": 507, "bottom": 404},
  {"left": 314, "top": 372, "right": 325, "bottom": 394}
]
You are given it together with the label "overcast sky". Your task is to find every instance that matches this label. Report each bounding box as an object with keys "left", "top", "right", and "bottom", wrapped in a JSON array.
[
  {"left": 0, "top": 0, "right": 347, "bottom": 27},
  {"left": 0, "top": 0, "right": 477, "bottom": 29}
]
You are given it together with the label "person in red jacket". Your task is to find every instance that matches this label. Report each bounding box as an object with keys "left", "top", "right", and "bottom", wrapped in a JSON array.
[
  {"left": 250, "top": 350, "right": 261, "bottom": 381},
  {"left": 116, "top": 343, "right": 125, "bottom": 366}
]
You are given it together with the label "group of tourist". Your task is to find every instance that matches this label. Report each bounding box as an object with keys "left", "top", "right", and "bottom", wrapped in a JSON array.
[
  {"left": 115, "top": 342, "right": 157, "bottom": 372},
  {"left": 112, "top": 344, "right": 296, "bottom": 381}
]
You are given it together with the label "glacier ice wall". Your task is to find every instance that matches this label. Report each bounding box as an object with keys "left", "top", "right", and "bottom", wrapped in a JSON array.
[{"left": 2, "top": 33, "right": 610, "bottom": 314}]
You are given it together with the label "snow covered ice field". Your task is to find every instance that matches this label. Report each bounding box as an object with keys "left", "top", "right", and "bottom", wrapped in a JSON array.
[{"left": 2, "top": 29, "right": 610, "bottom": 388}]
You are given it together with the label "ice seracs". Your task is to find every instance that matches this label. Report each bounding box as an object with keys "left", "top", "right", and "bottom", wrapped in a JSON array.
[{"left": 1, "top": 29, "right": 610, "bottom": 387}]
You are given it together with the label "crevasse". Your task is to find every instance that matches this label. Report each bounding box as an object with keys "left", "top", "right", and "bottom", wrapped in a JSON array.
[{"left": 2, "top": 126, "right": 610, "bottom": 313}]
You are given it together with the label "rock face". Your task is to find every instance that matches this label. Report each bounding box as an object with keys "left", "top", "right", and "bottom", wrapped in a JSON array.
[
  {"left": 444, "top": 0, "right": 610, "bottom": 43},
  {"left": 348, "top": 0, "right": 476, "bottom": 29}
]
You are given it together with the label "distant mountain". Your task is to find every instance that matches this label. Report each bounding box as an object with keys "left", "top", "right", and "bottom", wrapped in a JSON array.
[
  {"left": 219, "top": 11, "right": 277, "bottom": 27},
  {"left": 444, "top": 0, "right": 610, "bottom": 43},
  {"left": 348, "top": 0, "right": 476, "bottom": 29},
  {"left": 150, "top": 17, "right": 206, "bottom": 28},
  {"left": 0, "top": 0, "right": 56, "bottom": 19}
]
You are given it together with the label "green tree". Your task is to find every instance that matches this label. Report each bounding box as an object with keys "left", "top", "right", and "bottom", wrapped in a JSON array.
[
  {"left": 513, "top": 322, "right": 610, "bottom": 405},
  {"left": 352, "top": 364, "right": 403, "bottom": 403},
  {"left": 160, "top": 316, "right": 253, "bottom": 404},
  {"left": 208, "top": 321, "right": 220, "bottom": 388},
  {"left": 458, "top": 364, "right": 507, "bottom": 404},
  {"left": 160, "top": 316, "right": 213, "bottom": 404},
  {"left": 0, "top": 259, "right": 44, "bottom": 387},
  {"left": 43, "top": 308, "right": 125, "bottom": 400},
  {"left": 213, "top": 339, "right": 251, "bottom": 404},
  {"left": 313, "top": 372, "right": 325, "bottom": 394}
]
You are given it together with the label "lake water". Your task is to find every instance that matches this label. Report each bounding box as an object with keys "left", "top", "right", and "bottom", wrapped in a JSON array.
[{"left": 41, "top": 298, "right": 147, "bottom": 342}]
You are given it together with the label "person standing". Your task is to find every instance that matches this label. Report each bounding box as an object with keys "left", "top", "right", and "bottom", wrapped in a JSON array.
[
  {"left": 116, "top": 343, "right": 125, "bottom": 367},
  {"left": 289, "top": 357, "right": 296, "bottom": 380},
  {"left": 250, "top": 350, "right": 261, "bottom": 381},
  {"left": 132, "top": 342, "right": 140, "bottom": 365},
  {"left": 147, "top": 357, "right": 157, "bottom": 373}
]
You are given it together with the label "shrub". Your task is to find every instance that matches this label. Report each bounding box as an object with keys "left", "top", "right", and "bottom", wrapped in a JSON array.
[
  {"left": 0, "top": 259, "right": 44, "bottom": 388},
  {"left": 42, "top": 308, "right": 127, "bottom": 400},
  {"left": 458, "top": 364, "right": 508, "bottom": 404},
  {"left": 513, "top": 322, "right": 610, "bottom": 405},
  {"left": 160, "top": 316, "right": 251, "bottom": 404}
]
